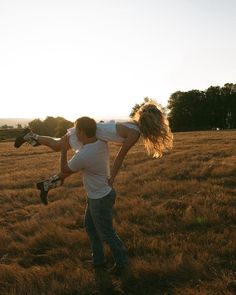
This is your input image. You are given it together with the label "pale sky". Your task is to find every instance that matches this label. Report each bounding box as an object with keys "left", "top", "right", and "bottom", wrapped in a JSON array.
[{"left": 0, "top": 0, "right": 235, "bottom": 121}]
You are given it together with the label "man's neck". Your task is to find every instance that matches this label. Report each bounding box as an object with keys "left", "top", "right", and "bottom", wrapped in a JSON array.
[{"left": 83, "top": 136, "right": 97, "bottom": 145}]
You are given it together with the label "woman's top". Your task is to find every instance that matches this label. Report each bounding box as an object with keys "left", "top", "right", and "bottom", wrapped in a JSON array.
[{"left": 67, "top": 122, "right": 140, "bottom": 151}]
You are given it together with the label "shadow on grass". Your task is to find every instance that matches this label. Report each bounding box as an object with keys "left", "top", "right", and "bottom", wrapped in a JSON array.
[
  {"left": 94, "top": 269, "right": 118, "bottom": 295},
  {"left": 93, "top": 268, "right": 181, "bottom": 295}
]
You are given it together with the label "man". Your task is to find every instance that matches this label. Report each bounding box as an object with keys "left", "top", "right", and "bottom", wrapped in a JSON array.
[{"left": 38, "top": 116, "right": 129, "bottom": 275}]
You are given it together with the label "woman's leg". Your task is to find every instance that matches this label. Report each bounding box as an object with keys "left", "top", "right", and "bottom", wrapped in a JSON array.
[
  {"left": 37, "top": 136, "right": 62, "bottom": 151},
  {"left": 14, "top": 129, "right": 63, "bottom": 151},
  {"left": 15, "top": 127, "right": 79, "bottom": 151}
]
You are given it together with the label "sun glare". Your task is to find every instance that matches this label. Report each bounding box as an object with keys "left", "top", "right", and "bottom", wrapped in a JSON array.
[{"left": 0, "top": 1, "right": 235, "bottom": 119}]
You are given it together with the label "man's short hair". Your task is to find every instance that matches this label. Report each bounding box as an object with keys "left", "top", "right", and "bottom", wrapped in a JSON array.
[{"left": 75, "top": 117, "right": 97, "bottom": 137}]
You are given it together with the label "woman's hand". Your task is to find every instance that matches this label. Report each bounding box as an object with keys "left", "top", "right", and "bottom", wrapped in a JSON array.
[
  {"left": 109, "top": 129, "right": 140, "bottom": 188},
  {"left": 108, "top": 176, "right": 114, "bottom": 187},
  {"left": 61, "top": 134, "right": 70, "bottom": 151}
]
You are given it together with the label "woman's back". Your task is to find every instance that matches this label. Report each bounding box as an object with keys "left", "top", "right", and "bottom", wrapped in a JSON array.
[
  {"left": 96, "top": 122, "right": 124, "bottom": 143},
  {"left": 68, "top": 121, "right": 140, "bottom": 150},
  {"left": 97, "top": 121, "right": 140, "bottom": 143}
]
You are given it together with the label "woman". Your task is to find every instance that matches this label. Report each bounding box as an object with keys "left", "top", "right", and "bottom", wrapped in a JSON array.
[{"left": 15, "top": 100, "right": 173, "bottom": 203}]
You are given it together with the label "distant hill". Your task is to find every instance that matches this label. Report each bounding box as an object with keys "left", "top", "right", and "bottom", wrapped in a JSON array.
[
  {"left": 0, "top": 117, "right": 129, "bottom": 128},
  {"left": 0, "top": 118, "right": 34, "bottom": 128}
]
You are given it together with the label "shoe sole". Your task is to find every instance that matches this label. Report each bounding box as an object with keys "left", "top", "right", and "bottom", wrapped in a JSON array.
[
  {"left": 14, "top": 137, "right": 26, "bottom": 148},
  {"left": 14, "top": 128, "right": 31, "bottom": 148}
]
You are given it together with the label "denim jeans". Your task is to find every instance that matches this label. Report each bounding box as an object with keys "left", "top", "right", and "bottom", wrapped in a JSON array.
[{"left": 84, "top": 189, "right": 128, "bottom": 266}]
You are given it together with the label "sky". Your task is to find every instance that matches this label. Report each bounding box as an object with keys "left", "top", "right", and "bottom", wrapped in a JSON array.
[{"left": 0, "top": 0, "right": 235, "bottom": 121}]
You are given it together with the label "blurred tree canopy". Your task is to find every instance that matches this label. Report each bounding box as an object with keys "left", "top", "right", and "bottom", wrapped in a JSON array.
[
  {"left": 167, "top": 83, "right": 236, "bottom": 132},
  {"left": 129, "top": 97, "right": 150, "bottom": 118},
  {"left": 28, "top": 116, "right": 73, "bottom": 137}
]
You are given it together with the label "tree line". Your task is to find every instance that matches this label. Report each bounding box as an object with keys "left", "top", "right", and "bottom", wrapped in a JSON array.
[
  {"left": 28, "top": 116, "right": 73, "bottom": 137},
  {"left": 167, "top": 83, "right": 236, "bottom": 132},
  {"left": 2, "top": 82, "right": 235, "bottom": 136}
]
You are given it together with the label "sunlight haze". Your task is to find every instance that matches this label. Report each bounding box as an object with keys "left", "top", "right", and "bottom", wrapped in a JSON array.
[{"left": 0, "top": 0, "right": 235, "bottom": 120}]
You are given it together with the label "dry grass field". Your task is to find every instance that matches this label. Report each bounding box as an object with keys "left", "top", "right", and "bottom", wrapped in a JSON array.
[{"left": 0, "top": 130, "right": 236, "bottom": 295}]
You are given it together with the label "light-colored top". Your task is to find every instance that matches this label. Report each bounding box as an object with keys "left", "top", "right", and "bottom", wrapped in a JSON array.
[
  {"left": 68, "top": 122, "right": 140, "bottom": 151},
  {"left": 67, "top": 140, "right": 112, "bottom": 199}
]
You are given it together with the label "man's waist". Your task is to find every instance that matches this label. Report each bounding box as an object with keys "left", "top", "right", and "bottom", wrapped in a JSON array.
[{"left": 86, "top": 186, "right": 112, "bottom": 199}]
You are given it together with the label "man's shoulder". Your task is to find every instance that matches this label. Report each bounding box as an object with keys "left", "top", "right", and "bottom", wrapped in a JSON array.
[
  {"left": 90, "top": 139, "right": 108, "bottom": 151},
  {"left": 75, "top": 140, "right": 107, "bottom": 164}
]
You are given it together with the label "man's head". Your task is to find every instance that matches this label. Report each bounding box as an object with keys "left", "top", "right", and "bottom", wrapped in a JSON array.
[{"left": 75, "top": 117, "right": 97, "bottom": 142}]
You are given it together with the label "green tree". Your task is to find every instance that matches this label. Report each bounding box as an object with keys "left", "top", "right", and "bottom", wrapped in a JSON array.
[
  {"left": 221, "top": 83, "right": 236, "bottom": 128},
  {"left": 205, "top": 86, "right": 224, "bottom": 128},
  {"left": 28, "top": 117, "right": 73, "bottom": 137},
  {"left": 167, "top": 91, "right": 206, "bottom": 131},
  {"left": 1, "top": 124, "right": 13, "bottom": 129},
  {"left": 28, "top": 119, "right": 44, "bottom": 134},
  {"left": 168, "top": 83, "right": 236, "bottom": 131},
  {"left": 55, "top": 118, "right": 73, "bottom": 137}
]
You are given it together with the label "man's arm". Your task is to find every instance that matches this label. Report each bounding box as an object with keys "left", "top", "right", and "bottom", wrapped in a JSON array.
[{"left": 109, "top": 130, "right": 139, "bottom": 186}]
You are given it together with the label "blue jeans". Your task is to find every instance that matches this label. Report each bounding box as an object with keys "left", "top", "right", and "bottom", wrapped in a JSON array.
[{"left": 84, "top": 189, "right": 128, "bottom": 266}]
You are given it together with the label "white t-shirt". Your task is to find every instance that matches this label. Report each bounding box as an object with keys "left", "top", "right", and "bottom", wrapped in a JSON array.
[{"left": 67, "top": 140, "right": 112, "bottom": 199}]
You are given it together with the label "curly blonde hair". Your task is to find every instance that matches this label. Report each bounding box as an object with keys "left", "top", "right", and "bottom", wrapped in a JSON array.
[{"left": 133, "top": 99, "right": 173, "bottom": 158}]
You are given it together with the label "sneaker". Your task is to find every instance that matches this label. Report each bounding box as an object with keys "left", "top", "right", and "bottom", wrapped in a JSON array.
[
  {"left": 14, "top": 128, "right": 41, "bottom": 148},
  {"left": 24, "top": 131, "right": 41, "bottom": 147},
  {"left": 14, "top": 128, "right": 31, "bottom": 148},
  {"left": 36, "top": 182, "right": 48, "bottom": 205}
]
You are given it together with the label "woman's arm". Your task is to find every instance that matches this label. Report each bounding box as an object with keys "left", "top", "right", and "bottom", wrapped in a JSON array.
[
  {"left": 59, "top": 134, "right": 74, "bottom": 180},
  {"left": 109, "top": 130, "right": 140, "bottom": 186}
]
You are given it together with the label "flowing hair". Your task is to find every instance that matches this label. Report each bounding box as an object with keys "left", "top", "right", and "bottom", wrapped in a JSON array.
[{"left": 133, "top": 99, "right": 173, "bottom": 158}]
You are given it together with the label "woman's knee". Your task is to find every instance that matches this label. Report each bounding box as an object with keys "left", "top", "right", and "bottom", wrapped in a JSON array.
[{"left": 51, "top": 138, "right": 63, "bottom": 151}]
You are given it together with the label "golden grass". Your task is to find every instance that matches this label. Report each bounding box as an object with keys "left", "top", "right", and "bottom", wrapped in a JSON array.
[{"left": 0, "top": 130, "right": 236, "bottom": 294}]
